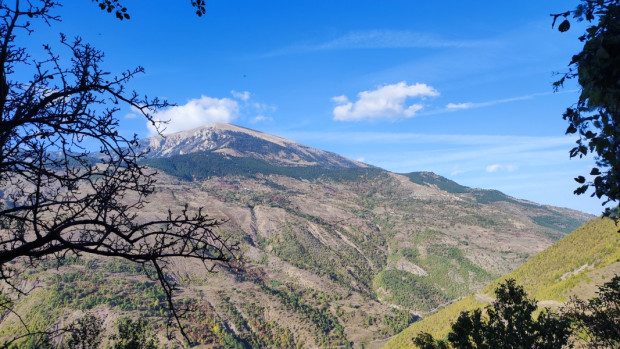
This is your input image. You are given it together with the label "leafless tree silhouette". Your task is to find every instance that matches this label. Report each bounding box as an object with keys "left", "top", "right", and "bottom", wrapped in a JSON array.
[{"left": 0, "top": 0, "right": 237, "bottom": 344}]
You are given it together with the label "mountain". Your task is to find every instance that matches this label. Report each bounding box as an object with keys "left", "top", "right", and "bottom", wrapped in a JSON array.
[
  {"left": 384, "top": 217, "right": 620, "bottom": 348},
  {"left": 141, "top": 122, "right": 367, "bottom": 168},
  {"left": 0, "top": 123, "right": 594, "bottom": 348}
]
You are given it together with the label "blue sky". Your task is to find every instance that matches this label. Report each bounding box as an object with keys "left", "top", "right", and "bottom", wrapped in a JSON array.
[{"left": 26, "top": 1, "right": 607, "bottom": 214}]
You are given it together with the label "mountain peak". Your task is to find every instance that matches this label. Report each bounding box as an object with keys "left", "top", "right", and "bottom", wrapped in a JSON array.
[{"left": 142, "top": 123, "right": 367, "bottom": 168}]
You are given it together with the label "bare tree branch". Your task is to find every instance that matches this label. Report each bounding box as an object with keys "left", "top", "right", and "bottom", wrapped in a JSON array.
[{"left": 0, "top": 0, "right": 237, "bottom": 344}]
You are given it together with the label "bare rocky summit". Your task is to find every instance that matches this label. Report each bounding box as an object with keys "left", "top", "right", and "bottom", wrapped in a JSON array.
[
  {"left": 142, "top": 123, "right": 367, "bottom": 168},
  {"left": 2, "top": 123, "right": 595, "bottom": 348}
]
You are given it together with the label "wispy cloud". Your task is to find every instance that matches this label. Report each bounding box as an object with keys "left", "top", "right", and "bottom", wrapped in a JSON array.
[
  {"left": 273, "top": 128, "right": 603, "bottom": 213},
  {"left": 231, "top": 90, "right": 251, "bottom": 101},
  {"left": 265, "top": 30, "right": 492, "bottom": 56},
  {"left": 446, "top": 102, "right": 474, "bottom": 110},
  {"left": 281, "top": 130, "right": 574, "bottom": 176},
  {"left": 332, "top": 81, "right": 439, "bottom": 121},
  {"left": 250, "top": 115, "right": 273, "bottom": 123},
  {"left": 444, "top": 92, "right": 554, "bottom": 111},
  {"left": 390, "top": 91, "right": 580, "bottom": 117},
  {"left": 284, "top": 130, "right": 573, "bottom": 147}
]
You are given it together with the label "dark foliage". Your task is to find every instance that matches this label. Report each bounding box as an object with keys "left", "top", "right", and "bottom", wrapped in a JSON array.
[
  {"left": 402, "top": 172, "right": 469, "bottom": 194},
  {"left": 93, "top": 0, "right": 207, "bottom": 19},
  {"left": 413, "top": 279, "right": 572, "bottom": 348},
  {"left": 552, "top": 0, "right": 620, "bottom": 215},
  {"left": 413, "top": 332, "right": 450, "bottom": 349},
  {"left": 64, "top": 314, "right": 104, "bottom": 349},
  {"left": 108, "top": 318, "right": 160, "bottom": 349},
  {"left": 564, "top": 275, "right": 620, "bottom": 348},
  {"left": 0, "top": 0, "right": 236, "bottom": 345},
  {"left": 142, "top": 150, "right": 384, "bottom": 182}
]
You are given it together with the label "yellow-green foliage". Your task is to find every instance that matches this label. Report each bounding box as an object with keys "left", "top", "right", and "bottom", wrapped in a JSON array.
[
  {"left": 482, "top": 217, "right": 619, "bottom": 301},
  {"left": 384, "top": 217, "right": 620, "bottom": 349},
  {"left": 0, "top": 289, "right": 63, "bottom": 347},
  {"left": 384, "top": 296, "right": 484, "bottom": 349}
]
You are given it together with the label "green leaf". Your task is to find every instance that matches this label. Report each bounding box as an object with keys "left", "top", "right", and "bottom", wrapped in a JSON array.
[{"left": 574, "top": 185, "right": 588, "bottom": 195}]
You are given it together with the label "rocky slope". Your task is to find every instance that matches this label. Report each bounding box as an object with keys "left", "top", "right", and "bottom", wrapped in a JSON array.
[
  {"left": 141, "top": 123, "right": 367, "bottom": 168},
  {"left": 385, "top": 217, "right": 620, "bottom": 348},
  {"left": 1, "top": 123, "right": 594, "bottom": 348}
]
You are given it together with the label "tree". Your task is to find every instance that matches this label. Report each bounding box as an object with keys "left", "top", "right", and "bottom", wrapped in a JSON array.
[
  {"left": 92, "top": 0, "right": 207, "bottom": 19},
  {"left": 412, "top": 333, "right": 450, "bottom": 349},
  {"left": 64, "top": 313, "right": 105, "bottom": 349},
  {"left": 413, "top": 279, "right": 572, "bottom": 349},
  {"left": 551, "top": 0, "right": 620, "bottom": 216},
  {"left": 0, "top": 0, "right": 237, "bottom": 344},
  {"left": 563, "top": 275, "right": 620, "bottom": 348},
  {"left": 108, "top": 317, "right": 160, "bottom": 349}
]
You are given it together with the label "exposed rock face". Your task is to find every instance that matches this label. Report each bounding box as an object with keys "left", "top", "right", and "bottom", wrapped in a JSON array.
[
  {"left": 142, "top": 122, "right": 367, "bottom": 168},
  {"left": 2, "top": 122, "right": 595, "bottom": 348}
]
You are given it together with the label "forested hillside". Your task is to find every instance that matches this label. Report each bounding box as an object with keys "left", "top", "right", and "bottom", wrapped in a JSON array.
[{"left": 385, "top": 217, "right": 620, "bottom": 348}]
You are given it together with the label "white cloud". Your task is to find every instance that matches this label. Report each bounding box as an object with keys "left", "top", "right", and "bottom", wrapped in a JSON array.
[
  {"left": 231, "top": 90, "right": 250, "bottom": 101},
  {"left": 451, "top": 170, "right": 466, "bottom": 176},
  {"left": 250, "top": 115, "right": 273, "bottom": 123},
  {"left": 251, "top": 115, "right": 266, "bottom": 123},
  {"left": 331, "top": 95, "right": 349, "bottom": 103},
  {"left": 147, "top": 95, "right": 239, "bottom": 135},
  {"left": 486, "top": 164, "right": 502, "bottom": 173},
  {"left": 486, "top": 164, "right": 518, "bottom": 173},
  {"left": 230, "top": 91, "right": 276, "bottom": 122},
  {"left": 356, "top": 157, "right": 366, "bottom": 163},
  {"left": 252, "top": 102, "right": 277, "bottom": 114},
  {"left": 332, "top": 81, "right": 439, "bottom": 121},
  {"left": 446, "top": 102, "right": 474, "bottom": 110}
]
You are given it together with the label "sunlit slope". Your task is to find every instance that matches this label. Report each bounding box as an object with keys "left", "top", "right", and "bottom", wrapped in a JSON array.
[
  {"left": 0, "top": 123, "right": 595, "bottom": 347},
  {"left": 384, "top": 217, "right": 620, "bottom": 349}
]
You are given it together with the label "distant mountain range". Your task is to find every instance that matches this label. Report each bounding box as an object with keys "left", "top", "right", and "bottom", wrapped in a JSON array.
[{"left": 2, "top": 123, "right": 596, "bottom": 348}]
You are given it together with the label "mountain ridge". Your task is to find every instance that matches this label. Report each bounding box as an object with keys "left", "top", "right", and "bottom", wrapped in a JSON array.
[
  {"left": 0, "top": 122, "right": 598, "bottom": 348},
  {"left": 141, "top": 123, "right": 368, "bottom": 168},
  {"left": 143, "top": 123, "right": 591, "bottom": 223}
]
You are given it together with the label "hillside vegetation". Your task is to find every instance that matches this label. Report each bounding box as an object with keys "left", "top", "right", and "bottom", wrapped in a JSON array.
[
  {"left": 0, "top": 125, "right": 595, "bottom": 347},
  {"left": 384, "top": 217, "right": 620, "bottom": 349}
]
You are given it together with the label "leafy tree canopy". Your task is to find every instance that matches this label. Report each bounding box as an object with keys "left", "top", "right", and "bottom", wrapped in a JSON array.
[
  {"left": 108, "top": 318, "right": 160, "bottom": 349},
  {"left": 552, "top": 0, "right": 620, "bottom": 216},
  {"left": 413, "top": 279, "right": 571, "bottom": 349},
  {"left": 93, "top": 0, "right": 207, "bottom": 20},
  {"left": 564, "top": 275, "right": 620, "bottom": 348}
]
